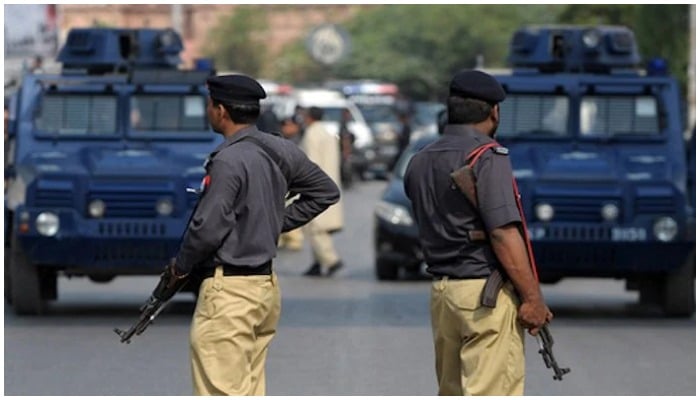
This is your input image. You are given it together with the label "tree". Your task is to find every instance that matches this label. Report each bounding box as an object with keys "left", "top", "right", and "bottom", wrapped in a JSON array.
[
  {"left": 203, "top": 6, "right": 266, "bottom": 75},
  {"left": 274, "top": 5, "right": 562, "bottom": 99},
  {"left": 633, "top": 5, "right": 689, "bottom": 92}
]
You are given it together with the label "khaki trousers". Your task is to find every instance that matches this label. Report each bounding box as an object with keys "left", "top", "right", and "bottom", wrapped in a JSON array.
[
  {"left": 303, "top": 226, "right": 340, "bottom": 268},
  {"left": 431, "top": 277, "right": 525, "bottom": 396},
  {"left": 190, "top": 267, "right": 281, "bottom": 395}
]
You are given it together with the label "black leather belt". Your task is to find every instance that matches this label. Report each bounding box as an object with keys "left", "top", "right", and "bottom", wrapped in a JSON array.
[
  {"left": 200, "top": 261, "right": 272, "bottom": 279},
  {"left": 432, "top": 275, "right": 488, "bottom": 281}
]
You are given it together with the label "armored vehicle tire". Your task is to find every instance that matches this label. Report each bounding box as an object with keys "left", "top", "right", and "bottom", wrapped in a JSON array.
[
  {"left": 376, "top": 258, "right": 399, "bottom": 281},
  {"left": 9, "top": 232, "right": 45, "bottom": 315},
  {"left": 661, "top": 249, "right": 695, "bottom": 317}
]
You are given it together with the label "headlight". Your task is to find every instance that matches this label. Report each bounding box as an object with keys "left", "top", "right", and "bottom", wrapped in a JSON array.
[
  {"left": 156, "top": 198, "right": 174, "bottom": 216},
  {"left": 535, "top": 203, "right": 554, "bottom": 222},
  {"left": 601, "top": 203, "right": 619, "bottom": 221},
  {"left": 36, "top": 212, "right": 59, "bottom": 237},
  {"left": 377, "top": 130, "right": 398, "bottom": 142},
  {"left": 375, "top": 201, "right": 413, "bottom": 226},
  {"left": 582, "top": 28, "right": 601, "bottom": 48},
  {"left": 88, "top": 199, "right": 106, "bottom": 218},
  {"left": 653, "top": 217, "right": 678, "bottom": 242}
]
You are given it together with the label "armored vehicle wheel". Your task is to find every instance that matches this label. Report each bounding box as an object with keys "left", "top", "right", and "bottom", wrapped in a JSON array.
[
  {"left": 376, "top": 258, "right": 399, "bottom": 281},
  {"left": 9, "top": 231, "right": 45, "bottom": 315},
  {"left": 661, "top": 249, "right": 695, "bottom": 317}
]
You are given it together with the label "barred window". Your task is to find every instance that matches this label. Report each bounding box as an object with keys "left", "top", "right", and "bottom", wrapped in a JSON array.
[
  {"left": 580, "top": 95, "right": 659, "bottom": 137},
  {"left": 130, "top": 94, "right": 208, "bottom": 133},
  {"left": 498, "top": 95, "right": 569, "bottom": 138},
  {"left": 35, "top": 94, "right": 117, "bottom": 136}
]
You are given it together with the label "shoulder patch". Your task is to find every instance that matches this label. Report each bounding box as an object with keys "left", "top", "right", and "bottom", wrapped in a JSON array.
[{"left": 492, "top": 146, "right": 509, "bottom": 155}]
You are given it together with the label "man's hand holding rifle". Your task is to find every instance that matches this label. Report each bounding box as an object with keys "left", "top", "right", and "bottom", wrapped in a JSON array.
[{"left": 114, "top": 259, "right": 189, "bottom": 344}]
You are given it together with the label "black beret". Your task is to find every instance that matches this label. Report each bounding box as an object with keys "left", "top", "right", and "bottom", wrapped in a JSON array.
[
  {"left": 206, "top": 74, "right": 266, "bottom": 104},
  {"left": 449, "top": 69, "right": 506, "bottom": 104}
]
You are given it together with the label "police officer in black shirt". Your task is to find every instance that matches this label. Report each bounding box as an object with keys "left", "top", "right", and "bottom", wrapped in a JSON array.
[
  {"left": 404, "top": 70, "right": 552, "bottom": 396},
  {"left": 156, "top": 74, "right": 340, "bottom": 395}
]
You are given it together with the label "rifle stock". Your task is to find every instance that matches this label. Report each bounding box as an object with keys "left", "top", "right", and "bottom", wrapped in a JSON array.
[{"left": 450, "top": 164, "right": 479, "bottom": 209}]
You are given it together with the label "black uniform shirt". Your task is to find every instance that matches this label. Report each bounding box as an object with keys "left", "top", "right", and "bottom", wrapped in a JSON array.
[
  {"left": 403, "top": 124, "right": 521, "bottom": 278},
  {"left": 174, "top": 126, "right": 340, "bottom": 274}
]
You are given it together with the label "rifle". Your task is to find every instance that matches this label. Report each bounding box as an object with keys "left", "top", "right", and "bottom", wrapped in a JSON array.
[
  {"left": 537, "top": 324, "right": 571, "bottom": 380},
  {"left": 450, "top": 145, "right": 571, "bottom": 381},
  {"left": 114, "top": 261, "right": 190, "bottom": 344}
]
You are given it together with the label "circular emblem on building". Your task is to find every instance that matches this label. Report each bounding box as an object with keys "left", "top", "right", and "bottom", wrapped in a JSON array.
[{"left": 306, "top": 24, "right": 351, "bottom": 66}]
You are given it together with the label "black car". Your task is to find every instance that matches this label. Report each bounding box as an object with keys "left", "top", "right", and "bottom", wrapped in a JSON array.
[{"left": 373, "top": 135, "right": 437, "bottom": 280}]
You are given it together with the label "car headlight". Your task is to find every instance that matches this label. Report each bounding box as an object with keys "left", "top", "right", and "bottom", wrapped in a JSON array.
[
  {"left": 535, "top": 203, "right": 554, "bottom": 222},
  {"left": 36, "top": 212, "right": 60, "bottom": 237},
  {"left": 653, "top": 217, "right": 678, "bottom": 242},
  {"left": 601, "top": 203, "right": 619, "bottom": 221},
  {"left": 375, "top": 201, "right": 413, "bottom": 226},
  {"left": 88, "top": 199, "right": 106, "bottom": 218},
  {"left": 156, "top": 198, "right": 174, "bottom": 216}
]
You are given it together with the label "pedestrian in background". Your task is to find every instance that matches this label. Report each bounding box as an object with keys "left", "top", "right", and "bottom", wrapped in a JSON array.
[
  {"left": 256, "top": 102, "right": 282, "bottom": 134},
  {"left": 404, "top": 69, "right": 552, "bottom": 395},
  {"left": 300, "top": 106, "right": 345, "bottom": 277},
  {"left": 389, "top": 109, "right": 412, "bottom": 172},
  {"left": 338, "top": 108, "right": 356, "bottom": 188},
  {"left": 277, "top": 115, "right": 306, "bottom": 251},
  {"left": 152, "top": 74, "right": 340, "bottom": 395}
]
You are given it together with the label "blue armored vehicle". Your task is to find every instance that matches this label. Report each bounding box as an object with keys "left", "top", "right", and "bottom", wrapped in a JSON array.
[
  {"left": 374, "top": 25, "right": 695, "bottom": 316},
  {"left": 5, "top": 28, "right": 217, "bottom": 314},
  {"left": 496, "top": 25, "right": 694, "bottom": 316}
]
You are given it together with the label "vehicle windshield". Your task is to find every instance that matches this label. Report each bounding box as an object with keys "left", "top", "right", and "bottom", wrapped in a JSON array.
[
  {"left": 413, "top": 102, "right": 445, "bottom": 126},
  {"left": 580, "top": 95, "right": 660, "bottom": 137},
  {"left": 358, "top": 104, "right": 399, "bottom": 124},
  {"left": 34, "top": 93, "right": 118, "bottom": 136},
  {"left": 320, "top": 107, "right": 354, "bottom": 123},
  {"left": 498, "top": 94, "right": 569, "bottom": 138},
  {"left": 130, "top": 94, "right": 208, "bottom": 133}
]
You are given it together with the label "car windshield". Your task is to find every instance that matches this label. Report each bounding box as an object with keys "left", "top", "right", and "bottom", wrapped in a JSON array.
[
  {"left": 358, "top": 104, "right": 399, "bottom": 124},
  {"left": 130, "top": 94, "right": 208, "bottom": 133},
  {"left": 320, "top": 107, "right": 353, "bottom": 123},
  {"left": 414, "top": 102, "right": 445, "bottom": 126},
  {"left": 498, "top": 94, "right": 569, "bottom": 138},
  {"left": 34, "top": 93, "right": 117, "bottom": 136},
  {"left": 580, "top": 95, "right": 660, "bottom": 137}
]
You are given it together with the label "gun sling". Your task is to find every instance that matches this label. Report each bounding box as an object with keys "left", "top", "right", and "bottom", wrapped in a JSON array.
[{"left": 451, "top": 142, "right": 534, "bottom": 308}]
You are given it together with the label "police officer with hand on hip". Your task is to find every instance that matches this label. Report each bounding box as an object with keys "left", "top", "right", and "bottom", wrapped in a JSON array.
[
  {"left": 155, "top": 74, "right": 340, "bottom": 395},
  {"left": 404, "top": 69, "right": 552, "bottom": 396}
]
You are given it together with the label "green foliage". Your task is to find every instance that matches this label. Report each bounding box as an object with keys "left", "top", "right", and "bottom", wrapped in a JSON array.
[
  {"left": 211, "top": 4, "right": 690, "bottom": 99},
  {"left": 557, "top": 4, "right": 636, "bottom": 25},
  {"left": 204, "top": 6, "right": 266, "bottom": 75},
  {"left": 634, "top": 5, "right": 690, "bottom": 91},
  {"left": 272, "top": 5, "right": 562, "bottom": 99}
]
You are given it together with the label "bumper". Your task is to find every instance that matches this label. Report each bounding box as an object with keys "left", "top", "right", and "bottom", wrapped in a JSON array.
[
  {"left": 14, "top": 207, "right": 188, "bottom": 271},
  {"left": 528, "top": 223, "right": 695, "bottom": 277}
]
